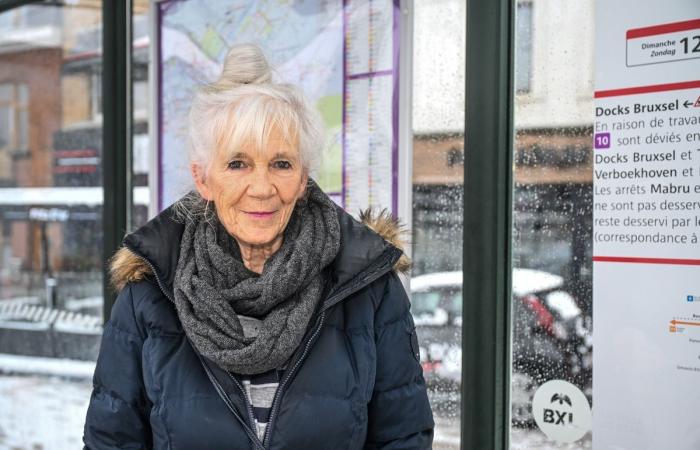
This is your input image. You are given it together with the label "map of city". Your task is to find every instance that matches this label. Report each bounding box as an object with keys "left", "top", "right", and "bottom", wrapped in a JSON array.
[
  {"left": 158, "top": 0, "right": 398, "bottom": 215},
  {"left": 159, "top": 0, "right": 344, "bottom": 207}
]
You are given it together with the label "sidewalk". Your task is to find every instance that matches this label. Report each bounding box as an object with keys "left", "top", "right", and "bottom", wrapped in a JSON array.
[{"left": 0, "top": 353, "right": 95, "bottom": 379}]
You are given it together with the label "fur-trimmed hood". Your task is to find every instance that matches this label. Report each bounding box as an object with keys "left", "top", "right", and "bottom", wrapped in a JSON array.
[{"left": 111, "top": 206, "right": 410, "bottom": 295}]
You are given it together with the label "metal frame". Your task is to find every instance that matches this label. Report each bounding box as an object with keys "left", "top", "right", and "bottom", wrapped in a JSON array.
[
  {"left": 462, "top": 0, "right": 515, "bottom": 448},
  {"left": 102, "top": 0, "right": 132, "bottom": 321},
  {"left": 397, "top": 0, "right": 414, "bottom": 289},
  {"left": 148, "top": 0, "right": 161, "bottom": 220}
]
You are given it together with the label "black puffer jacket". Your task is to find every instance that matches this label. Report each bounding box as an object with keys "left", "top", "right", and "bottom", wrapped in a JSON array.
[{"left": 83, "top": 203, "right": 434, "bottom": 449}]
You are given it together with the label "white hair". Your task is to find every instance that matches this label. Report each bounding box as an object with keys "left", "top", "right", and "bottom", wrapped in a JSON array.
[{"left": 187, "top": 44, "right": 325, "bottom": 178}]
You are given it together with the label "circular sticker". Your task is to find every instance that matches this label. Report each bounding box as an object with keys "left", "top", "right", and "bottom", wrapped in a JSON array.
[{"left": 531, "top": 380, "right": 592, "bottom": 443}]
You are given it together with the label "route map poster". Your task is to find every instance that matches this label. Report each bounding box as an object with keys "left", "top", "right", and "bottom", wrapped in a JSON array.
[
  {"left": 155, "top": 0, "right": 400, "bottom": 216},
  {"left": 593, "top": 1, "right": 700, "bottom": 449}
]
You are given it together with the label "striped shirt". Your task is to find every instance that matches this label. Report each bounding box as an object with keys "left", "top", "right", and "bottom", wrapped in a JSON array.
[
  {"left": 237, "top": 315, "right": 283, "bottom": 440},
  {"left": 240, "top": 368, "right": 283, "bottom": 439}
]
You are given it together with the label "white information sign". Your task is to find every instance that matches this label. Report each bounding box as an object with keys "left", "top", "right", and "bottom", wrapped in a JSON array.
[{"left": 594, "top": 2, "right": 700, "bottom": 449}]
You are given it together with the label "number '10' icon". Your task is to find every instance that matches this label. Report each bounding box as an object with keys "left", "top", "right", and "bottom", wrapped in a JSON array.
[{"left": 594, "top": 132, "right": 610, "bottom": 149}]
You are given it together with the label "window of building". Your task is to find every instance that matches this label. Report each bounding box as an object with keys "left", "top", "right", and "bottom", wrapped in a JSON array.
[
  {"left": 0, "top": 82, "right": 29, "bottom": 182},
  {"left": 516, "top": 1, "right": 533, "bottom": 93},
  {"left": 90, "top": 71, "right": 102, "bottom": 120},
  {"left": 0, "top": 5, "right": 61, "bottom": 29}
]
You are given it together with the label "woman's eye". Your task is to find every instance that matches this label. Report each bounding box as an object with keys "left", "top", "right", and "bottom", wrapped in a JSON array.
[
  {"left": 227, "top": 160, "right": 246, "bottom": 170},
  {"left": 273, "top": 160, "right": 292, "bottom": 169}
]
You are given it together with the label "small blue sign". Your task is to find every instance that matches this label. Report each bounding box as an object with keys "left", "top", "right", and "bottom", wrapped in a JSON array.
[{"left": 688, "top": 295, "right": 695, "bottom": 302}]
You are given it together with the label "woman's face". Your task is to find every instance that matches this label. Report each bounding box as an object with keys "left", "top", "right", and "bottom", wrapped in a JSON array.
[{"left": 192, "top": 129, "right": 308, "bottom": 248}]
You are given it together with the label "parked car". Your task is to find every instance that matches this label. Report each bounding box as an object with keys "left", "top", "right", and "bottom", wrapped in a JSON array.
[{"left": 410, "top": 269, "right": 592, "bottom": 425}]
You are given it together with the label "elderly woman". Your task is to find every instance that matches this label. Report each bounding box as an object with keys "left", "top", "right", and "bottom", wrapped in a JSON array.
[{"left": 83, "top": 44, "right": 433, "bottom": 449}]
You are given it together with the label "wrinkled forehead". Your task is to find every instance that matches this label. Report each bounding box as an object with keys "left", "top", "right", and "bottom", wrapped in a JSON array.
[{"left": 214, "top": 98, "right": 300, "bottom": 160}]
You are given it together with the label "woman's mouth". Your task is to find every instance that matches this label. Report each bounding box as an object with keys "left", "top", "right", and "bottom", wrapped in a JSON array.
[{"left": 244, "top": 210, "right": 276, "bottom": 219}]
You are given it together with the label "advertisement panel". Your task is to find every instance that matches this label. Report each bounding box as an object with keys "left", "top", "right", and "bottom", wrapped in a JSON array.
[{"left": 593, "top": 2, "right": 700, "bottom": 449}]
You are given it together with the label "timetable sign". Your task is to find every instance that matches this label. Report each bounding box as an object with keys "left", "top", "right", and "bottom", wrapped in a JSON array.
[{"left": 626, "top": 18, "right": 700, "bottom": 67}]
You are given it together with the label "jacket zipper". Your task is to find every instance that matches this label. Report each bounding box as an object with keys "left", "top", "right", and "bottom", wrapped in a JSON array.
[
  {"left": 198, "top": 354, "right": 264, "bottom": 450},
  {"left": 123, "top": 243, "right": 176, "bottom": 303},
  {"left": 262, "top": 310, "right": 326, "bottom": 448},
  {"left": 227, "top": 372, "right": 263, "bottom": 446}
]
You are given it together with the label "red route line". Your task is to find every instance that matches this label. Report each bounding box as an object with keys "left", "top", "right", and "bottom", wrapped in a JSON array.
[
  {"left": 627, "top": 18, "right": 700, "bottom": 39},
  {"left": 671, "top": 320, "right": 700, "bottom": 326},
  {"left": 594, "top": 80, "right": 700, "bottom": 98},
  {"left": 593, "top": 256, "right": 700, "bottom": 266}
]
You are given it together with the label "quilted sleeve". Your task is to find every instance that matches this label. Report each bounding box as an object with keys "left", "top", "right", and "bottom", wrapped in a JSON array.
[
  {"left": 365, "top": 272, "right": 434, "bottom": 450},
  {"left": 83, "top": 283, "right": 152, "bottom": 449}
]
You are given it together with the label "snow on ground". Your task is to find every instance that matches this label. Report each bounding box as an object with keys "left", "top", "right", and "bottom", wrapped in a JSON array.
[
  {"left": 0, "top": 372, "right": 591, "bottom": 450},
  {"left": 511, "top": 429, "right": 592, "bottom": 449},
  {"left": 0, "top": 375, "right": 91, "bottom": 450},
  {"left": 433, "top": 417, "right": 460, "bottom": 449},
  {"left": 0, "top": 354, "right": 95, "bottom": 379},
  {"left": 432, "top": 416, "right": 592, "bottom": 450}
]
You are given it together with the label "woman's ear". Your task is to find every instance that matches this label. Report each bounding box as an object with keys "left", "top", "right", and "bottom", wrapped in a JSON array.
[
  {"left": 191, "top": 163, "right": 212, "bottom": 201},
  {"left": 298, "top": 172, "right": 309, "bottom": 199}
]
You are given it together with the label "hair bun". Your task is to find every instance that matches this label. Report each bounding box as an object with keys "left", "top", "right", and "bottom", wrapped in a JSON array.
[{"left": 214, "top": 44, "right": 272, "bottom": 88}]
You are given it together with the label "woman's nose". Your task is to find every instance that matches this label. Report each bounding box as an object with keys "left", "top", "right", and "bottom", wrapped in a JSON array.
[{"left": 247, "top": 168, "right": 276, "bottom": 199}]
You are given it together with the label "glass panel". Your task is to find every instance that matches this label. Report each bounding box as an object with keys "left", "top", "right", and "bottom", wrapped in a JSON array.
[
  {"left": 0, "top": 2, "right": 103, "bottom": 448},
  {"left": 413, "top": 291, "right": 442, "bottom": 315},
  {"left": 515, "top": 2, "right": 532, "bottom": 93},
  {"left": 0, "top": 83, "right": 11, "bottom": 102},
  {"left": 133, "top": 80, "right": 148, "bottom": 117},
  {"left": 61, "top": 75, "right": 92, "bottom": 127},
  {"left": 510, "top": 0, "right": 594, "bottom": 447},
  {"left": 412, "top": 1, "right": 465, "bottom": 448},
  {"left": 0, "top": 106, "right": 10, "bottom": 148},
  {"left": 17, "top": 109, "right": 28, "bottom": 150},
  {"left": 18, "top": 84, "right": 29, "bottom": 105},
  {"left": 0, "top": 11, "right": 13, "bottom": 29},
  {"left": 91, "top": 72, "right": 102, "bottom": 118},
  {"left": 24, "top": 4, "right": 63, "bottom": 28},
  {"left": 0, "top": 105, "right": 11, "bottom": 180},
  {"left": 131, "top": 0, "right": 150, "bottom": 230}
]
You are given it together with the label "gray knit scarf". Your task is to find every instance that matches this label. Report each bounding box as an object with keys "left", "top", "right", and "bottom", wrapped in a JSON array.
[{"left": 173, "top": 181, "right": 340, "bottom": 375}]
